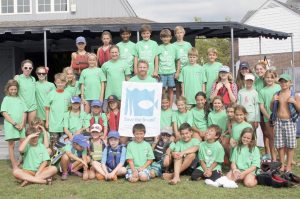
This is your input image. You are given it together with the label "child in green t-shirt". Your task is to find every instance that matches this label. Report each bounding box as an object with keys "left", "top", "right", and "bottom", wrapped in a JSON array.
[
  {"left": 163, "top": 123, "right": 199, "bottom": 185},
  {"left": 60, "top": 134, "right": 90, "bottom": 181},
  {"left": 79, "top": 53, "right": 106, "bottom": 113},
  {"left": 1, "top": 79, "right": 27, "bottom": 168},
  {"left": 35, "top": 66, "right": 55, "bottom": 121},
  {"left": 208, "top": 96, "right": 228, "bottom": 134},
  {"left": 154, "top": 28, "right": 180, "bottom": 107},
  {"left": 13, "top": 127, "right": 57, "bottom": 187},
  {"left": 230, "top": 105, "right": 253, "bottom": 148},
  {"left": 63, "top": 97, "right": 89, "bottom": 141},
  {"left": 160, "top": 93, "right": 172, "bottom": 130},
  {"left": 134, "top": 24, "right": 158, "bottom": 76},
  {"left": 172, "top": 96, "right": 191, "bottom": 141},
  {"left": 125, "top": 123, "right": 155, "bottom": 182},
  {"left": 88, "top": 100, "right": 108, "bottom": 138},
  {"left": 190, "top": 91, "right": 209, "bottom": 141},
  {"left": 254, "top": 61, "right": 267, "bottom": 91},
  {"left": 31, "top": 118, "right": 51, "bottom": 155},
  {"left": 227, "top": 127, "right": 260, "bottom": 188},
  {"left": 63, "top": 67, "right": 80, "bottom": 97},
  {"left": 45, "top": 73, "right": 72, "bottom": 150},
  {"left": 203, "top": 48, "right": 222, "bottom": 100},
  {"left": 117, "top": 26, "right": 136, "bottom": 75},
  {"left": 173, "top": 26, "right": 192, "bottom": 98},
  {"left": 191, "top": 124, "right": 224, "bottom": 186},
  {"left": 179, "top": 48, "right": 207, "bottom": 106},
  {"left": 259, "top": 70, "right": 281, "bottom": 162}
]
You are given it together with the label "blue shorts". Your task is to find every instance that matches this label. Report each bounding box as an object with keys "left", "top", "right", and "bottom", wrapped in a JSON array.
[
  {"left": 125, "top": 168, "right": 151, "bottom": 181},
  {"left": 160, "top": 74, "right": 175, "bottom": 88},
  {"left": 149, "top": 161, "right": 163, "bottom": 177}
]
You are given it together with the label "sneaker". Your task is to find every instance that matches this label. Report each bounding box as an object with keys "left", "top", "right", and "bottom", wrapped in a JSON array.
[
  {"left": 61, "top": 173, "right": 68, "bottom": 181},
  {"left": 205, "top": 179, "right": 221, "bottom": 187}
]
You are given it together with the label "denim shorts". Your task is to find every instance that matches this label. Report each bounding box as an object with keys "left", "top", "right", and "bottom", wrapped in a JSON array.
[
  {"left": 125, "top": 168, "right": 151, "bottom": 181},
  {"left": 160, "top": 74, "right": 175, "bottom": 88}
]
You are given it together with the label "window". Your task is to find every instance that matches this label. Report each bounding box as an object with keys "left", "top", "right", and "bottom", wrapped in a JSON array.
[
  {"left": 1, "top": 0, "right": 30, "bottom": 14},
  {"left": 37, "top": 0, "right": 68, "bottom": 13}
]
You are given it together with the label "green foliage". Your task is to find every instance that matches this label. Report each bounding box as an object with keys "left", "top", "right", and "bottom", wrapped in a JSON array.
[{"left": 195, "top": 37, "right": 231, "bottom": 66}]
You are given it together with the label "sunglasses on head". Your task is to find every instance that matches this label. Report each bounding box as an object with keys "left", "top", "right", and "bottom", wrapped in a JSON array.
[
  {"left": 24, "top": 67, "right": 33, "bottom": 70},
  {"left": 37, "top": 72, "right": 47, "bottom": 76},
  {"left": 161, "top": 133, "right": 171, "bottom": 137}
]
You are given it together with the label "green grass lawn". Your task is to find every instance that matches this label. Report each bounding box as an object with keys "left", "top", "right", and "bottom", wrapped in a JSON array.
[{"left": 1, "top": 141, "right": 300, "bottom": 199}]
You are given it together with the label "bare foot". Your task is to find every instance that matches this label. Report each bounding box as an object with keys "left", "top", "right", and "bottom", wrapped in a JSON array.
[
  {"left": 162, "top": 173, "right": 173, "bottom": 181},
  {"left": 20, "top": 180, "right": 29, "bottom": 187},
  {"left": 129, "top": 177, "right": 138, "bottom": 183},
  {"left": 169, "top": 177, "right": 180, "bottom": 185}
]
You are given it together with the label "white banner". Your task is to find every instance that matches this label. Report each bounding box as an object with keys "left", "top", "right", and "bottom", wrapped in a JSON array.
[{"left": 119, "top": 81, "right": 162, "bottom": 137}]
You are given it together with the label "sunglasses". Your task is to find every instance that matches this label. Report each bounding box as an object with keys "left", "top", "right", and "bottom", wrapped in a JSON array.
[
  {"left": 161, "top": 133, "right": 171, "bottom": 137},
  {"left": 37, "top": 73, "right": 47, "bottom": 76},
  {"left": 24, "top": 67, "right": 33, "bottom": 70}
]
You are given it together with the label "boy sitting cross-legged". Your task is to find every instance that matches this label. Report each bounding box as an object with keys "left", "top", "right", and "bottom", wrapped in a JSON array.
[
  {"left": 163, "top": 123, "right": 200, "bottom": 185},
  {"left": 125, "top": 123, "right": 155, "bottom": 182},
  {"left": 13, "top": 127, "right": 57, "bottom": 187}
]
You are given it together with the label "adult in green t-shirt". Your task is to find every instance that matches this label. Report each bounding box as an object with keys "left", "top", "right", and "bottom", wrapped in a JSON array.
[
  {"left": 129, "top": 60, "right": 157, "bottom": 83},
  {"left": 102, "top": 46, "right": 131, "bottom": 99},
  {"left": 14, "top": 59, "right": 37, "bottom": 125}
]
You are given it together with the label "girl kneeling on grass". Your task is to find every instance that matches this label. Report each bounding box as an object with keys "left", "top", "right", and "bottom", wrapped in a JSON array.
[{"left": 227, "top": 127, "right": 260, "bottom": 188}]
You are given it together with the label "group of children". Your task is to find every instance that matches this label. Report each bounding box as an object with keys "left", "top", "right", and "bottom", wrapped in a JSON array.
[{"left": 1, "top": 24, "right": 300, "bottom": 188}]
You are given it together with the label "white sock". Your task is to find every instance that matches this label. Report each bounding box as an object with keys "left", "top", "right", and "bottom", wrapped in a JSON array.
[{"left": 205, "top": 179, "right": 221, "bottom": 187}]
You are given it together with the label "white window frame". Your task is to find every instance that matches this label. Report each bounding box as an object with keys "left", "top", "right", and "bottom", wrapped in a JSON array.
[
  {"left": 36, "top": 0, "right": 69, "bottom": 14},
  {"left": 0, "top": 0, "right": 32, "bottom": 15}
]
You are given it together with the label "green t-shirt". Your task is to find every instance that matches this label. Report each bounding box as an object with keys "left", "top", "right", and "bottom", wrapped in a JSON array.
[
  {"left": 197, "top": 141, "right": 224, "bottom": 172},
  {"left": 179, "top": 64, "right": 207, "bottom": 105},
  {"left": 173, "top": 41, "right": 192, "bottom": 69},
  {"left": 15, "top": 74, "right": 36, "bottom": 111},
  {"left": 64, "top": 143, "right": 87, "bottom": 156},
  {"left": 79, "top": 67, "right": 106, "bottom": 100},
  {"left": 45, "top": 90, "right": 72, "bottom": 133},
  {"left": 254, "top": 76, "right": 265, "bottom": 91},
  {"left": 160, "top": 108, "right": 173, "bottom": 129},
  {"left": 157, "top": 43, "right": 178, "bottom": 75},
  {"left": 238, "top": 88, "right": 260, "bottom": 122},
  {"left": 203, "top": 62, "right": 222, "bottom": 99},
  {"left": 135, "top": 39, "right": 158, "bottom": 75},
  {"left": 129, "top": 75, "right": 157, "bottom": 83},
  {"left": 171, "top": 138, "right": 200, "bottom": 152},
  {"left": 117, "top": 40, "right": 136, "bottom": 73},
  {"left": 22, "top": 143, "right": 50, "bottom": 171},
  {"left": 189, "top": 107, "right": 208, "bottom": 131},
  {"left": 1, "top": 96, "right": 27, "bottom": 141},
  {"left": 87, "top": 113, "right": 108, "bottom": 127},
  {"left": 63, "top": 111, "right": 90, "bottom": 133},
  {"left": 35, "top": 81, "right": 56, "bottom": 120},
  {"left": 232, "top": 121, "right": 253, "bottom": 141},
  {"left": 65, "top": 81, "right": 81, "bottom": 97},
  {"left": 126, "top": 140, "right": 154, "bottom": 168},
  {"left": 172, "top": 110, "right": 192, "bottom": 127},
  {"left": 102, "top": 59, "right": 131, "bottom": 99},
  {"left": 231, "top": 146, "right": 260, "bottom": 172},
  {"left": 207, "top": 110, "right": 227, "bottom": 133},
  {"left": 258, "top": 84, "right": 281, "bottom": 122}
]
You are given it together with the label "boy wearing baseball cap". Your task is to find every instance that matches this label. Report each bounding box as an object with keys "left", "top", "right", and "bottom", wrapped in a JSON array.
[
  {"left": 71, "top": 36, "right": 89, "bottom": 77},
  {"left": 271, "top": 74, "right": 300, "bottom": 173},
  {"left": 92, "top": 131, "right": 127, "bottom": 181},
  {"left": 60, "top": 134, "right": 90, "bottom": 181}
]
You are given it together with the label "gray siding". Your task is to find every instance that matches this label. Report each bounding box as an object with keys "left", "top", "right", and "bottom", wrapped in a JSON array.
[{"left": 0, "top": 0, "right": 136, "bottom": 21}]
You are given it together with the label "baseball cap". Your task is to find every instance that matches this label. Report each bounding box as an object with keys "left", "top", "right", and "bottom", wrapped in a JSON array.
[
  {"left": 76, "top": 36, "right": 86, "bottom": 44},
  {"left": 278, "top": 74, "right": 292, "bottom": 82},
  {"left": 161, "top": 127, "right": 173, "bottom": 136},
  {"left": 91, "top": 100, "right": 103, "bottom": 107},
  {"left": 72, "top": 134, "right": 89, "bottom": 148},
  {"left": 219, "top": 65, "right": 230, "bottom": 73},
  {"left": 71, "top": 96, "right": 81, "bottom": 104},
  {"left": 244, "top": 73, "right": 255, "bottom": 81},
  {"left": 90, "top": 124, "right": 102, "bottom": 133},
  {"left": 239, "top": 61, "right": 249, "bottom": 69},
  {"left": 107, "top": 131, "right": 120, "bottom": 139},
  {"left": 108, "top": 95, "right": 119, "bottom": 103}
]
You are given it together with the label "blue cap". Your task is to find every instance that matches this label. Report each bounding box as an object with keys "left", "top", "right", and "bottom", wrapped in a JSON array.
[
  {"left": 239, "top": 61, "right": 249, "bottom": 69},
  {"left": 72, "top": 134, "right": 89, "bottom": 148},
  {"left": 91, "top": 100, "right": 103, "bottom": 107},
  {"left": 108, "top": 131, "right": 120, "bottom": 139},
  {"left": 76, "top": 36, "right": 86, "bottom": 44},
  {"left": 71, "top": 96, "right": 81, "bottom": 103},
  {"left": 219, "top": 65, "right": 230, "bottom": 73}
]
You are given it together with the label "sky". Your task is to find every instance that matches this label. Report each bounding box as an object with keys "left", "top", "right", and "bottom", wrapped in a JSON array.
[{"left": 127, "top": 0, "right": 286, "bottom": 22}]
